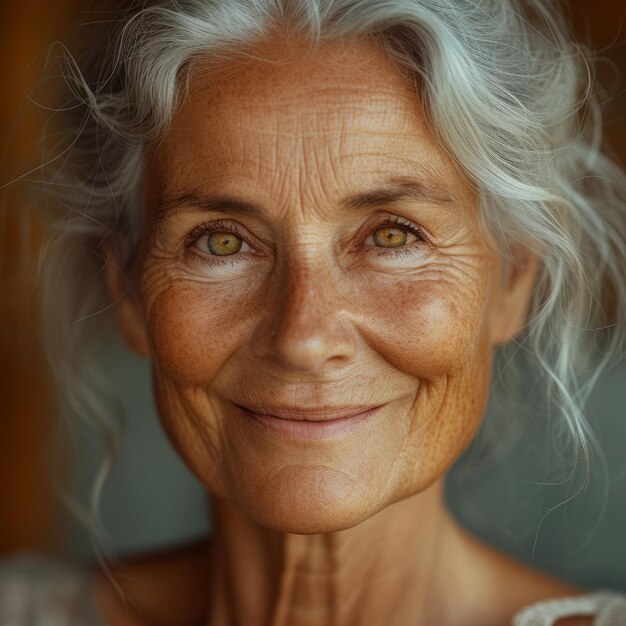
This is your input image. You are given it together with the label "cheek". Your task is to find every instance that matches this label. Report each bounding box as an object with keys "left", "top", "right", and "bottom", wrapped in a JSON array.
[
  {"left": 144, "top": 280, "right": 256, "bottom": 384},
  {"left": 351, "top": 269, "right": 494, "bottom": 488},
  {"left": 356, "top": 273, "right": 489, "bottom": 380}
]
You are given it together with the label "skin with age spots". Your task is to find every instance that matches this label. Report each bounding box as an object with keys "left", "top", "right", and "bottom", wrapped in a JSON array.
[
  {"left": 141, "top": 37, "right": 494, "bottom": 530},
  {"left": 100, "top": 35, "right": 584, "bottom": 626}
]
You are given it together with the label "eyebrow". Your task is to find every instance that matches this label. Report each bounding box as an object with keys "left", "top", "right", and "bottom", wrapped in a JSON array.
[{"left": 155, "top": 176, "right": 458, "bottom": 224}]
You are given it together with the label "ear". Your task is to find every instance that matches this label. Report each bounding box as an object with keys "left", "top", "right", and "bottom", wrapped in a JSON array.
[
  {"left": 101, "top": 240, "right": 150, "bottom": 358},
  {"left": 489, "top": 246, "right": 540, "bottom": 346}
]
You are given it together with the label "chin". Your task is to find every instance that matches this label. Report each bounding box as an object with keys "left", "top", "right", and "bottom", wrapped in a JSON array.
[
  {"left": 233, "top": 465, "right": 380, "bottom": 534},
  {"left": 246, "top": 503, "right": 374, "bottom": 535}
]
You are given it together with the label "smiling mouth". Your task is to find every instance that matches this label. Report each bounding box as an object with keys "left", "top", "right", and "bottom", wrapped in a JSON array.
[
  {"left": 234, "top": 403, "right": 384, "bottom": 439},
  {"left": 236, "top": 403, "right": 384, "bottom": 421}
]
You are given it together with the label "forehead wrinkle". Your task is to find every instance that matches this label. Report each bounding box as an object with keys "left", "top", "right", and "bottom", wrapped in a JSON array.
[
  {"left": 194, "top": 70, "right": 419, "bottom": 140},
  {"left": 229, "top": 91, "right": 416, "bottom": 125},
  {"left": 154, "top": 123, "right": 465, "bottom": 224},
  {"left": 153, "top": 41, "right": 472, "bottom": 227},
  {"left": 233, "top": 84, "right": 404, "bottom": 108},
  {"left": 210, "top": 97, "right": 418, "bottom": 141}
]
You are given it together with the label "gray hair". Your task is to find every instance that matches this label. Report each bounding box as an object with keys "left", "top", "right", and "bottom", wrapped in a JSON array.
[{"left": 12, "top": 0, "right": 626, "bottom": 561}]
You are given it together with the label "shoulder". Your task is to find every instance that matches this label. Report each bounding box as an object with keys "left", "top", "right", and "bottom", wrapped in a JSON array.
[
  {"left": 90, "top": 537, "right": 213, "bottom": 626},
  {"left": 0, "top": 551, "right": 103, "bottom": 625},
  {"left": 476, "top": 541, "right": 626, "bottom": 625},
  {"left": 450, "top": 524, "right": 626, "bottom": 626}
]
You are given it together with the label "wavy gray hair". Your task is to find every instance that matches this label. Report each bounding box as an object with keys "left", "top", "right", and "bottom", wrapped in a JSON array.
[{"left": 17, "top": 0, "right": 626, "bottom": 560}]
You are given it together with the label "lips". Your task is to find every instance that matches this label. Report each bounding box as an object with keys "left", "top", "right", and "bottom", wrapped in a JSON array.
[
  {"left": 235, "top": 403, "right": 383, "bottom": 422},
  {"left": 234, "top": 402, "right": 384, "bottom": 439}
]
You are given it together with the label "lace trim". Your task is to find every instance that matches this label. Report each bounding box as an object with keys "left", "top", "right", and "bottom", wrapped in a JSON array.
[{"left": 512, "top": 591, "right": 626, "bottom": 626}]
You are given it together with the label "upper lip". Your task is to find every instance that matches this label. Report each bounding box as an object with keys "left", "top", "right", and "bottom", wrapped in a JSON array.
[{"left": 236, "top": 403, "right": 383, "bottom": 422}]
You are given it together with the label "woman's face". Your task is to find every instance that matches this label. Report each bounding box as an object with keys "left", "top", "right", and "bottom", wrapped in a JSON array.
[{"left": 115, "top": 37, "right": 532, "bottom": 533}]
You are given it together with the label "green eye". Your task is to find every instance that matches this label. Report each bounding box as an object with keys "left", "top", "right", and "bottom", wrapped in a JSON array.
[
  {"left": 373, "top": 226, "right": 408, "bottom": 248},
  {"left": 207, "top": 231, "right": 243, "bottom": 256}
]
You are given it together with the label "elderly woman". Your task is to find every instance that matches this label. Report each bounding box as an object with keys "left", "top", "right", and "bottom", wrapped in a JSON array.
[{"left": 2, "top": 0, "right": 626, "bottom": 624}]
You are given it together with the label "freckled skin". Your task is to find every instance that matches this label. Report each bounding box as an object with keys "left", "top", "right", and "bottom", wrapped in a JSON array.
[
  {"left": 102, "top": 35, "right": 579, "bottom": 626},
  {"left": 141, "top": 38, "right": 497, "bottom": 531}
]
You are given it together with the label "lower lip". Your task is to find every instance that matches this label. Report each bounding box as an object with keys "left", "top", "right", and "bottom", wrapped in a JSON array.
[{"left": 238, "top": 406, "right": 382, "bottom": 440}]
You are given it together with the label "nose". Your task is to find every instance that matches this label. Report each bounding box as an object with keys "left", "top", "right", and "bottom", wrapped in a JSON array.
[{"left": 254, "top": 259, "right": 357, "bottom": 372}]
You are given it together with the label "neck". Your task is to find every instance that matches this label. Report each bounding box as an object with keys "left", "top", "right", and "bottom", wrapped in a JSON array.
[{"left": 204, "top": 480, "right": 478, "bottom": 626}]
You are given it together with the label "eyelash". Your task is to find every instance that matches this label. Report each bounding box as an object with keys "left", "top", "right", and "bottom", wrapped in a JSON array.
[{"left": 183, "top": 216, "right": 430, "bottom": 267}]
